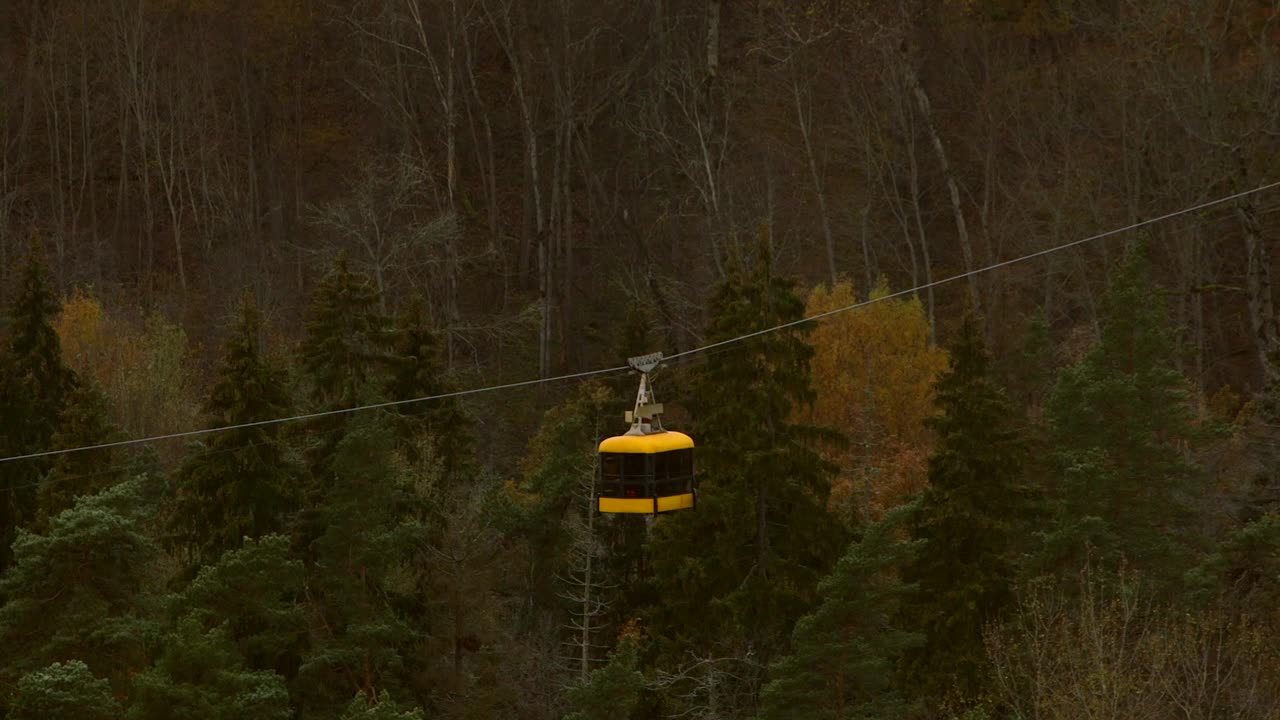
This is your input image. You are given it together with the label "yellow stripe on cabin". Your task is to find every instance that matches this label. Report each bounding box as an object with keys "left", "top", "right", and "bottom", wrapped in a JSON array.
[{"left": 598, "top": 493, "right": 695, "bottom": 514}]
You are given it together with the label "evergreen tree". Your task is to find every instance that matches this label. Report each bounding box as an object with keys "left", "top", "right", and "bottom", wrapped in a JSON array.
[
  {"left": 646, "top": 237, "right": 847, "bottom": 711},
  {"left": 128, "top": 617, "right": 292, "bottom": 720},
  {"left": 0, "top": 476, "right": 163, "bottom": 709},
  {"left": 299, "top": 251, "right": 385, "bottom": 413},
  {"left": 296, "top": 417, "right": 423, "bottom": 718},
  {"left": 381, "top": 295, "right": 473, "bottom": 478},
  {"left": 1042, "top": 243, "right": 1208, "bottom": 591},
  {"left": 12, "top": 660, "right": 123, "bottom": 720},
  {"left": 339, "top": 691, "right": 426, "bottom": 720},
  {"left": 760, "top": 503, "right": 925, "bottom": 720},
  {"left": 1004, "top": 307, "right": 1054, "bottom": 420},
  {"left": 293, "top": 251, "right": 389, "bottom": 529},
  {"left": 897, "top": 310, "right": 1032, "bottom": 712},
  {"left": 37, "top": 378, "right": 126, "bottom": 526},
  {"left": 175, "top": 534, "right": 308, "bottom": 678},
  {"left": 169, "top": 292, "right": 298, "bottom": 569},
  {"left": 563, "top": 635, "right": 645, "bottom": 720},
  {"left": 0, "top": 241, "right": 78, "bottom": 571}
]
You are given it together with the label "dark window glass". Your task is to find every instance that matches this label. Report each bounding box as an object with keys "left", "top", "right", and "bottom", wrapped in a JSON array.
[{"left": 623, "top": 454, "right": 648, "bottom": 478}]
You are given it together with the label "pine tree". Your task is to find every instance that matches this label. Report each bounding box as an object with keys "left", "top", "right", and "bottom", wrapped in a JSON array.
[
  {"left": 759, "top": 503, "right": 925, "bottom": 720},
  {"left": 169, "top": 292, "right": 298, "bottom": 570},
  {"left": 897, "top": 310, "right": 1032, "bottom": 712},
  {"left": 11, "top": 660, "right": 123, "bottom": 720},
  {"left": 175, "top": 534, "right": 307, "bottom": 678},
  {"left": 647, "top": 236, "right": 847, "bottom": 711},
  {"left": 0, "top": 241, "right": 78, "bottom": 571},
  {"left": 0, "top": 476, "right": 162, "bottom": 709},
  {"left": 128, "top": 617, "right": 293, "bottom": 720},
  {"left": 1043, "top": 243, "right": 1208, "bottom": 591},
  {"left": 339, "top": 691, "right": 425, "bottom": 720}
]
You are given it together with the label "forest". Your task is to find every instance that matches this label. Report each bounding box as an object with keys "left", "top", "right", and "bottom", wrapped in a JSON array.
[{"left": 2, "top": 0, "right": 1280, "bottom": 718}]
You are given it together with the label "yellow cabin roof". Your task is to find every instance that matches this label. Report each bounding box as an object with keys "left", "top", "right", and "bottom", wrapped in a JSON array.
[{"left": 598, "top": 430, "right": 695, "bottom": 454}]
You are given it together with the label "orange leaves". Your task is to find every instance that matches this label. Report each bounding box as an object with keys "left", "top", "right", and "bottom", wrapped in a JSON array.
[
  {"left": 55, "top": 289, "right": 141, "bottom": 395},
  {"left": 798, "top": 277, "right": 947, "bottom": 521}
]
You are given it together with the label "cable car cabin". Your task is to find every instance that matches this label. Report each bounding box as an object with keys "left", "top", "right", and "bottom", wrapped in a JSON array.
[{"left": 597, "top": 431, "right": 695, "bottom": 514}]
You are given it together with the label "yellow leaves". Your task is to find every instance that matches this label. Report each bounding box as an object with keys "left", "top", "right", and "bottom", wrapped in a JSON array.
[
  {"left": 54, "top": 288, "right": 200, "bottom": 447},
  {"left": 799, "top": 277, "right": 947, "bottom": 520}
]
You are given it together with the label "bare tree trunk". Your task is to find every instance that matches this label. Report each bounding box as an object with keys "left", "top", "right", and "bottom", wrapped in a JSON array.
[
  {"left": 706, "top": 0, "right": 720, "bottom": 78},
  {"left": 792, "top": 70, "right": 836, "bottom": 285},
  {"left": 898, "top": 55, "right": 980, "bottom": 312},
  {"left": 1238, "top": 198, "right": 1280, "bottom": 387}
]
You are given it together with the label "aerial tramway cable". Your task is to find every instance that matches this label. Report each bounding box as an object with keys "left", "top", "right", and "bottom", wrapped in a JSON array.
[{"left": 0, "top": 179, "right": 1276, "bottom": 467}]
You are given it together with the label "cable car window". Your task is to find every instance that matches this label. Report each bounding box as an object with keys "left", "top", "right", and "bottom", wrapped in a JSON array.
[
  {"left": 622, "top": 454, "right": 648, "bottom": 478},
  {"left": 601, "top": 453, "right": 622, "bottom": 480},
  {"left": 654, "top": 452, "right": 671, "bottom": 480}
]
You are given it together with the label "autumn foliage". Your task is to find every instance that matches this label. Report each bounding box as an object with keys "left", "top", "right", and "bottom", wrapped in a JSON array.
[
  {"left": 798, "top": 278, "right": 947, "bottom": 521},
  {"left": 54, "top": 288, "right": 199, "bottom": 443}
]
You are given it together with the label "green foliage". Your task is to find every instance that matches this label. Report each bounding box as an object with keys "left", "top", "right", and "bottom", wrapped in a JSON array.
[
  {"left": 37, "top": 378, "right": 126, "bottom": 525},
  {"left": 1042, "top": 244, "right": 1210, "bottom": 592},
  {"left": 1189, "top": 511, "right": 1280, "bottom": 613},
  {"left": 0, "top": 241, "right": 78, "bottom": 571},
  {"left": 128, "top": 617, "right": 292, "bottom": 720},
  {"left": 760, "top": 503, "right": 925, "bottom": 720},
  {"left": 175, "top": 534, "right": 307, "bottom": 676},
  {"left": 898, "top": 311, "right": 1033, "bottom": 709},
  {"left": 0, "top": 476, "right": 162, "bottom": 702},
  {"left": 299, "top": 251, "right": 386, "bottom": 412},
  {"left": 382, "top": 295, "right": 473, "bottom": 478},
  {"left": 169, "top": 292, "right": 298, "bottom": 569},
  {"left": 296, "top": 417, "right": 424, "bottom": 717},
  {"left": 339, "top": 691, "right": 426, "bottom": 720},
  {"left": 11, "top": 660, "right": 123, "bottom": 720},
  {"left": 563, "top": 635, "right": 645, "bottom": 720},
  {"left": 647, "top": 238, "right": 847, "bottom": 694},
  {"left": 1003, "top": 307, "right": 1054, "bottom": 417}
]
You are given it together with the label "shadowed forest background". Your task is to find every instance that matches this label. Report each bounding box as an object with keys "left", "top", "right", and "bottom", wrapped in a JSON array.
[{"left": 2, "top": 0, "right": 1280, "bottom": 718}]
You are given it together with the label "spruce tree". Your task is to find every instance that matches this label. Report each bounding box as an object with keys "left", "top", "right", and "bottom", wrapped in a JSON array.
[
  {"left": 169, "top": 292, "right": 298, "bottom": 570},
  {"left": 647, "top": 236, "right": 846, "bottom": 709},
  {"left": 294, "top": 252, "right": 389, "bottom": 499},
  {"left": 381, "top": 295, "right": 473, "bottom": 478},
  {"left": 299, "top": 251, "right": 385, "bottom": 413},
  {"left": 37, "top": 378, "right": 125, "bottom": 526},
  {"left": 897, "top": 310, "right": 1031, "bottom": 712},
  {"left": 296, "top": 416, "right": 423, "bottom": 717},
  {"left": 760, "top": 503, "right": 925, "bottom": 720},
  {"left": 0, "top": 241, "right": 78, "bottom": 571},
  {"left": 1043, "top": 243, "right": 1207, "bottom": 591}
]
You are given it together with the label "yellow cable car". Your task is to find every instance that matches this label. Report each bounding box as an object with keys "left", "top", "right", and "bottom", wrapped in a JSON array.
[{"left": 597, "top": 352, "right": 696, "bottom": 515}]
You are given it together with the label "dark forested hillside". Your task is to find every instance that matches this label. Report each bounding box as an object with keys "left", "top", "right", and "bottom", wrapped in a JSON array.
[{"left": 3, "top": 1, "right": 1280, "bottom": 718}]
